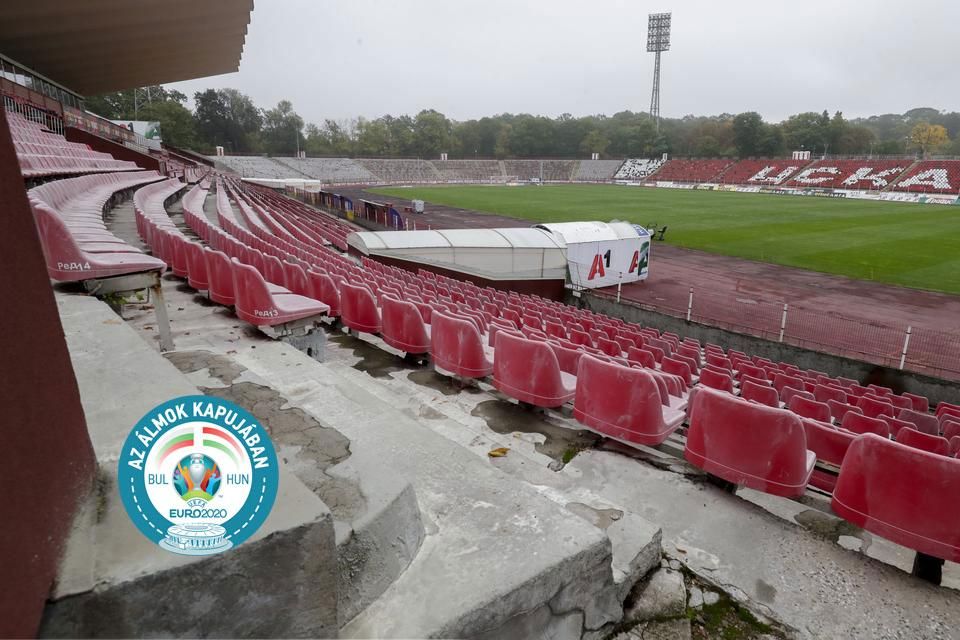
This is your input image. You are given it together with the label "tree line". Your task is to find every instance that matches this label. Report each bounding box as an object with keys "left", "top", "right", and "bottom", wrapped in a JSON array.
[{"left": 85, "top": 86, "right": 960, "bottom": 159}]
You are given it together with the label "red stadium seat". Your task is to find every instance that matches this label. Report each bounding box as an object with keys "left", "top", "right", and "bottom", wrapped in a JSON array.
[
  {"left": 204, "top": 248, "right": 236, "bottom": 306},
  {"left": 827, "top": 400, "right": 861, "bottom": 424},
  {"left": 340, "top": 282, "right": 382, "bottom": 334},
  {"left": 307, "top": 270, "right": 341, "bottom": 318},
  {"left": 231, "top": 259, "right": 328, "bottom": 327},
  {"left": 661, "top": 356, "right": 692, "bottom": 388},
  {"left": 902, "top": 392, "right": 929, "bottom": 413},
  {"left": 802, "top": 418, "right": 855, "bottom": 493},
  {"left": 814, "top": 384, "right": 848, "bottom": 405},
  {"left": 840, "top": 412, "right": 891, "bottom": 438},
  {"left": 684, "top": 387, "right": 815, "bottom": 497},
  {"left": 596, "top": 336, "right": 623, "bottom": 357},
  {"left": 897, "top": 408, "right": 940, "bottom": 436},
  {"left": 626, "top": 346, "right": 657, "bottom": 370},
  {"left": 184, "top": 241, "right": 209, "bottom": 291},
  {"left": 780, "top": 386, "right": 813, "bottom": 407},
  {"left": 896, "top": 427, "right": 950, "bottom": 457},
  {"left": 380, "top": 297, "right": 430, "bottom": 355},
  {"left": 856, "top": 395, "right": 895, "bottom": 419},
  {"left": 430, "top": 310, "right": 493, "bottom": 379},
  {"left": 832, "top": 434, "right": 960, "bottom": 581},
  {"left": 573, "top": 355, "right": 684, "bottom": 447},
  {"left": 740, "top": 380, "right": 779, "bottom": 407},
  {"left": 943, "top": 420, "right": 960, "bottom": 442},
  {"left": 699, "top": 368, "right": 734, "bottom": 393},
  {"left": 547, "top": 341, "right": 585, "bottom": 376},
  {"left": 773, "top": 372, "right": 805, "bottom": 394},
  {"left": 788, "top": 396, "right": 832, "bottom": 423},
  {"left": 492, "top": 331, "right": 575, "bottom": 408}
]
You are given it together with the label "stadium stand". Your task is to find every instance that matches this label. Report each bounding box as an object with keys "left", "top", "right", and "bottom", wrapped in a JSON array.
[
  {"left": 28, "top": 171, "right": 168, "bottom": 280},
  {"left": 613, "top": 158, "right": 664, "bottom": 181},
  {"left": 718, "top": 159, "right": 806, "bottom": 185},
  {"left": 432, "top": 159, "right": 503, "bottom": 182},
  {"left": 503, "top": 159, "right": 579, "bottom": 182},
  {"left": 651, "top": 158, "right": 733, "bottom": 182},
  {"left": 273, "top": 157, "right": 377, "bottom": 183},
  {"left": 890, "top": 160, "right": 960, "bottom": 193},
  {"left": 575, "top": 159, "right": 622, "bottom": 181},
  {"left": 10, "top": 110, "right": 142, "bottom": 177},
  {"left": 216, "top": 155, "right": 306, "bottom": 179},
  {"left": 355, "top": 158, "right": 442, "bottom": 183},
  {"left": 786, "top": 159, "right": 909, "bottom": 190}
]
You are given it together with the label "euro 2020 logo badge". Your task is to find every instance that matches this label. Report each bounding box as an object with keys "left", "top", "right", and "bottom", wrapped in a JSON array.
[{"left": 118, "top": 395, "right": 279, "bottom": 555}]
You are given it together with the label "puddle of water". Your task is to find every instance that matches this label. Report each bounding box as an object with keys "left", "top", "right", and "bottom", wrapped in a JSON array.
[
  {"left": 793, "top": 508, "right": 862, "bottom": 540},
  {"left": 407, "top": 369, "right": 482, "bottom": 396},
  {"left": 565, "top": 502, "right": 624, "bottom": 530},
  {"left": 470, "top": 399, "right": 599, "bottom": 464}
]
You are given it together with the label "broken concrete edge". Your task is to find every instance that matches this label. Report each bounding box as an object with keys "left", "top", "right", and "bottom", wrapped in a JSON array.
[
  {"left": 41, "top": 511, "right": 339, "bottom": 638},
  {"left": 662, "top": 551, "right": 798, "bottom": 637}
]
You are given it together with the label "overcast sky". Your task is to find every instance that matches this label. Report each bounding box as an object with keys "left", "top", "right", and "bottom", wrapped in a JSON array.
[{"left": 167, "top": 0, "right": 960, "bottom": 125}]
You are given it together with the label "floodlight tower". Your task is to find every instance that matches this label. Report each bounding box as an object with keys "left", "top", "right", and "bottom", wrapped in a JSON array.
[{"left": 647, "top": 12, "right": 672, "bottom": 131}]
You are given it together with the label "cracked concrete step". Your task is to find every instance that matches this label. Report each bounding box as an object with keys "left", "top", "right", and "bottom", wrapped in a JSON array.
[
  {"left": 236, "top": 344, "right": 639, "bottom": 639},
  {"left": 167, "top": 348, "right": 426, "bottom": 628},
  {"left": 44, "top": 294, "right": 338, "bottom": 637},
  {"left": 316, "top": 343, "right": 662, "bottom": 604}
]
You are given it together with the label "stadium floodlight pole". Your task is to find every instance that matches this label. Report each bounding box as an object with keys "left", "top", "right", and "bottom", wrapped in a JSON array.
[{"left": 647, "top": 12, "right": 672, "bottom": 131}]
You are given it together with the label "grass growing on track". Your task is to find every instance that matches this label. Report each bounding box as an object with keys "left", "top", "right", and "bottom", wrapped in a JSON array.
[{"left": 372, "top": 184, "right": 960, "bottom": 295}]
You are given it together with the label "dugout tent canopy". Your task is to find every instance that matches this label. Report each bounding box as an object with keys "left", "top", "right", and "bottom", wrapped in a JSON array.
[
  {"left": 0, "top": 0, "right": 253, "bottom": 95},
  {"left": 347, "top": 228, "right": 569, "bottom": 281},
  {"left": 534, "top": 221, "right": 651, "bottom": 289}
]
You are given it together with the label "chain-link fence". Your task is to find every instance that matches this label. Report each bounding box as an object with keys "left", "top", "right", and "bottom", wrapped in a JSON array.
[{"left": 594, "top": 284, "right": 960, "bottom": 380}]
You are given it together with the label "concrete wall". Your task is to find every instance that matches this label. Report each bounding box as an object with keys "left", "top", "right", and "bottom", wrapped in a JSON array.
[
  {"left": 0, "top": 108, "right": 97, "bottom": 637},
  {"left": 580, "top": 292, "right": 960, "bottom": 408}
]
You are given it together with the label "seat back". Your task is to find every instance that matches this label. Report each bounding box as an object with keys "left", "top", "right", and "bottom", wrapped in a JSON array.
[
  {"left": 832, "top": 434, "right": 960, "bottom": 562},
  {"left": 943, "top": 419, "right": 960, "bottom": 442},
  {"left": 283, "top": 261, "right": 310, "bottom": 296},
  {"left": 430, "top": 310, "right": 492, "bottom": 379},
  {"left": 801, "top": 417, "right": 856, "bottom": 492},
  {"left": 626, "top": 346, "right": 656, "bottom": 369},
  {"left": 699, "top": 367, "right": 733, "bottom": 393},
  {"left": 596, "top": 336, "right": 622, "bottom": 357},
  {"left": 204, "top": 248, "right": 236, "bottom": 305},
  {"left": 773, "top": 372, "right": 806, "bottom": 394},
  {"left": 493, "top": 331, "right": 571, "bottom": 408},
  {"left": 828, "top": 399, "right": 861, "bottom": 423},
  {"left": 340, "top": 282, "right": 381, "bottom": 334},
  {"left": 573, "top": 355, "right": 677, "bottom": 445},
  {"left": 685, "top": 387, "right": 812, "bottom": 497},
  {"left": 231, "top": 258, "right": 280, "bottom": 326},
  {"left": 185, "top": 241, "right": 209, "bottom": 290},
  {"left": 857, "top": 395, "right": 895, "bottom": 419},
  {"left": 896, "top": 427, "right": 950, "bottom": 457},
  {"left": 897, "top": 408, "right": 940, "bottom": 435},
  {"left": 547, "top": 341, "right": 584, "bottom": 376},
  {"left": 901, "top": 392, "right": 929, "bottom": 413},
  {"left": 306, "top": 269, "right": 340, "bottom": 317},
  {"left": 781, "top": 386, "right": 814, "bottom": 407},
  {"left": 814, "top": 384, "right": 848, "bottom": 405},
  {"left": 30, "top": 200, "right": 96, "bottom": 281},
  {"left": 381, "top": 297, "right": 430, "bottom": 354},
  {"left": 740, "top": 380, "right": 779, "bottom": 407},
  {"left": 660, "top": 356, "right": 692, "bottom": 387},
  {"left": 840, "top": 411, "right": 890, "bottom": 438},
  {"left": 788, "top": 396, "right": 832, "bottom": 423}
]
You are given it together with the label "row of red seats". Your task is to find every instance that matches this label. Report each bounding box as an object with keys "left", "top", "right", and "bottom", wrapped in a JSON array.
[
  {"left": 8, "top": 110, "right": 141, "bottom": 178},
  {"left": 652, "top": 159, "right": 733, "bottom": 182},
  {"left": 717, "top": 159, "right": 805, "bottom": 185},
  {"left": 785, "top": 159, "right": 909, "bottom": 190},
  {"left": 28, "top": 172, "right": 168, "bottom": 281},
  {"left": 137, "top": 182, "right": 329, "bottom": 328},
  {"left": 891, "top": 160, "right": 960, "bottom": 193}
]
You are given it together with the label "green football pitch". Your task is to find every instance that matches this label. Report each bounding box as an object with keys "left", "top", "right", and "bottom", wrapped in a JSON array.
[{"left": 372, "top": 184, "right": 960, "bottom": 295}]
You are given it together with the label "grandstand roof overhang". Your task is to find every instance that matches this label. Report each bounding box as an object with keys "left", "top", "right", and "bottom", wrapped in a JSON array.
[{"left": 0, "top": 0, "right": 254, "bottom": 96}]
